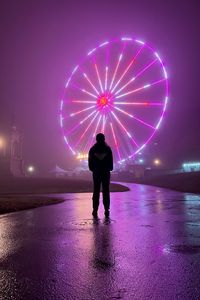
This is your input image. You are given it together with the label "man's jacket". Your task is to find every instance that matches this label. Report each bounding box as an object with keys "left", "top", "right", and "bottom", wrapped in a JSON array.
[{"left": 88, "top": 142, "right": 113, "bottom": 172}]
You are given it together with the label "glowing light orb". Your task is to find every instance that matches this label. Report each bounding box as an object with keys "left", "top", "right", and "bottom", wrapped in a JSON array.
[{"left": 60, "top": 37, "right": 169, "bottom": 164}]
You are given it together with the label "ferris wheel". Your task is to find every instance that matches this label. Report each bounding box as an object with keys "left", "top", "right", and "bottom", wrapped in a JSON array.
[{"left": 60, "top": 37, "right": 169, "bottom": 163}]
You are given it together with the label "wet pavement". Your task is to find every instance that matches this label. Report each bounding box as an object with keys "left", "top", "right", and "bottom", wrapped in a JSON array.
[{"left": 0, "top": 183, "right": 200, "bottom": 300}]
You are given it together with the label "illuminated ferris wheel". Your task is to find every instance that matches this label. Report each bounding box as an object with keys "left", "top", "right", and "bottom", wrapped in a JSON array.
[{"left": 60, "top": 37, "right": 169, "bottom": 164}]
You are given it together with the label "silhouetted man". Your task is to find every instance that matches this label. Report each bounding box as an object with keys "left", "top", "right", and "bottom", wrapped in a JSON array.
[{"left": 88, "top": 133, "right": 113, "bottom": 218}]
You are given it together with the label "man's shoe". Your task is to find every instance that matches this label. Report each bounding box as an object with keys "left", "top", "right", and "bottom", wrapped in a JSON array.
[
  {"left": 104, "top": 210, "right": 110, "bottom": 218},
  {"left": 92, "top": 210, "right": 98, "bottom": 218}
]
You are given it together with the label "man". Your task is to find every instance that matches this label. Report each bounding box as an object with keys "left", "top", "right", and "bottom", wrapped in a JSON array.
[{"left": 88, "top": 133, "right": 113, "bottom": 218}]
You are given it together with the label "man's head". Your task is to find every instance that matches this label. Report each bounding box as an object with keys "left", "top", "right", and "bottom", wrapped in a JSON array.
[{"left": 96, "top": 133, "right": 105, "bottom": 143}]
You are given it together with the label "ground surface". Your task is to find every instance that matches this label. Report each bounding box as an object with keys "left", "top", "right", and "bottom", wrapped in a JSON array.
[{"left": 0, "top": 183, "right": 200, "bottom": 300}]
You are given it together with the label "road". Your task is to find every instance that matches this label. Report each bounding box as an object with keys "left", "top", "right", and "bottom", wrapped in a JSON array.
[{"left": 0, "top": 183, "right": 200, "bottom": 300}]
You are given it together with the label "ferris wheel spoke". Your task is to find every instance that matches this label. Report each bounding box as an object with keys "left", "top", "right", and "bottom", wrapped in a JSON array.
[
  {"left": 94, "top": 60, "right": 104, "bottom": 93},
  {"left": 70, "top": 83, "right": 97, "bottom": 99},
  {"left": 110, "top": 122, "right": 122, "bottom": 161},
  {"left": 75, "top": 111, "right": 99, "bottom": 147},
  {"left": 66, "top": 110, "right": 97, "bottom": 135},
  {"left": 111, "top": 45, "right": 144, "bottom": 93},
  {"left": 105, "top": 67, "right": 108, "bottom": 91},
  {"left": 111, "top": 111, "right": 139, "bottom": 148},
  {"left": 115, "top": 79, "right": 165, "bottom": 99},
  {"left": 114, "top": 58, "right": 158, "bottom": 96},
  {"left": 101, "top": 115, "right": 107, "bottom": 133},
  {"left": 114, "top": 101, "right": 163, "bottom": 106},
  {"left": 83, "top": 73, "right": 100, "bottom": 95},
  {"left": 72, "top": 100, "right": 96, "bottom": 104},
  {"left": 82, "top": 115, "right": 102, "bottom": 152},
  {"left": 93, "top": 115, "right": 102, "bottom": 137},
  {"left": 69, "top": 105, "right": 95, "bottom": 117},
  {"left": 113, "top": 106, "right": 156, "bottom": 129}
]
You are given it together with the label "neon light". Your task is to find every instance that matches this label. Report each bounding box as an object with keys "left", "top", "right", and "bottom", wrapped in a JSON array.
[
  {"left": 111, "top": 111, "right": 138, "bottom": 147},
  {"left": 88, "top": 48, "right": 96, "bottom": 56},
  {"left": 114, "top": 101, "right": 163, "bottom": 106},
  {"left": 105, "top": 66, "right": 108, "bottom": 90},
  {"left": 99, "top": 41, "right": 109, "bottom": 47},
  {"left": 61, "top": 37, "right": 169, "bottom": 164},
  {"left": 114, "top": 106, "right": 156, "bottom": 129},
  {"left": 60, "top": 100, "right": 64, "bottom": 110},
  {"left": 109, "top": 53, "right": 123, "bottom": 90},
  {"left": 135, "top": 39, "right": 145, "bottom": 45},
  {"left": 110, "top": 122, "right": 121, "bottom": 160},
  {"left": 154, "top": 52, "right": 162, "bottom": 63},
  {"left": 65, "top": 77, "right": 71, "bottom": 88},
  {"left": 80, "top": 110, "right": 96, "bottom": 124},
  {"left": 121, "top": 37, "right": 132, "bottom": 41},
  {"left": 134, "top": 59, "right": 157, "bottom": 79},
  {"left": 72, "top": 65, "right": 79, "bottom": 74},
  {"left": 163, "top": 66, "right": 168, "bottom": 79},
  {"left": 156, "top": 116, "right": 163, "bottom": 129},
  {"left": 70, "top": 105, "right": 95, "bottom": 117},
  {"left": 83, "top": 73, "right": 100, "bottom": 95},
  {"left": 72, "top": 100, "right": 96, "bottom": 104},
  {"left": 81, "top": 89, "right": 97, "bottom": 99},
  {"left": 93, "top": 115, "right": 102, "bottom": 137},
  {"left": 111, "top": 45, "right": 144, "bottom": 93},
  {"left": 60, "top": 114, "right": 63, "bottom": 127},
  {"left": 75, "top": 112, "right": 99, "bottom": 146},
  {"left": 116, "top": 79, "right": 165, "bottom": 99},
  {"left": 94, "top": 63, "right": 104, "bottom": 93}
]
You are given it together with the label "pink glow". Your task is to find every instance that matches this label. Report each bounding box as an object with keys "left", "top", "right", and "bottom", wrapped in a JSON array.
[
  {"left": 83, "top": 73, "right": 100, "bottom": 95},
  {"left": 61, "top": 37, "right": 169, "bottom": 163},
  {"left": 111, "top": 45, "right": 144, "bottom": 93},
  {"left": 110, "top": 122, "right": 121, "bottom": 161}
]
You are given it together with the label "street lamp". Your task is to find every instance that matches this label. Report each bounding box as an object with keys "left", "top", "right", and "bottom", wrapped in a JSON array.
[
  {"left": 154, "top": 159, "right": 161, "bottom": 166},
  {"left": 0, "top": 137, "right": 6, "bottom": 157},
  {"left": 27, "top": 165, "right": 35, "bottom": 175}
]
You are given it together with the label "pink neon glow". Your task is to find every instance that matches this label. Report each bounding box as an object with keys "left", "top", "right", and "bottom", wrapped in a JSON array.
[
  {"left": 110, "top": 122, "right": 121, "bottom": 160},
  {"left": 111, "top": 45, "right": 144, "bottom": 93},
  {"left": 94, "top": 63, "right": 104, "bottom": 93},
  {"left": 70, "top": 105, "right": 95, "bottom": 117},
  {"left": 111, "top": 111, "right": 139, "bottom": 147},
  {"left": 116, "top": 78, "right": 165, "bottom": 99},
  {"left": 114, "top": 101, "right": 163, "bottom": 106},
  {"left": 114, "top": 106, "right": 156, "bottom": 129},
  {"left": 83, "top": 73, "right": 100, "bottom": 95},
  {"left": 109, "top": 53, "right": 123, "bottom": 90},
  {"left": 75, "top": 111, "right": 99, "bottom": 147},
  {"left": 61, "top": 37, "right": 169, "bottom": 163},
  {"left": 93, "top": 115, "right": 102, "bottom": 137}
]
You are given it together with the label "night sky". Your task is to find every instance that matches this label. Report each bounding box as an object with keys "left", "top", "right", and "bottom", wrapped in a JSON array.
[{"left": 0, "top": 0, "right": 200, "bottom": 171}]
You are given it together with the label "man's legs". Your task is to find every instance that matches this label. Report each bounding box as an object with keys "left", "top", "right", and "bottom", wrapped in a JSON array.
[
  {"left": 102, "top": 171, "right": 110, "bottom": 215},
  {"left": 92, "top": 172, "right": 101, "bottom": 215}
]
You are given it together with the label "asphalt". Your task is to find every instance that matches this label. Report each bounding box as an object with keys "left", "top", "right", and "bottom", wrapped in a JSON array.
[{"left": 0, "top": 183, "right": 200, "bottom": 300}]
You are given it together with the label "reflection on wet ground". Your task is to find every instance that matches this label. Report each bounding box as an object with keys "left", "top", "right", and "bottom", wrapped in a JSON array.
[{"left": 0, "top": 183, "right": 200, "bottom": 299}]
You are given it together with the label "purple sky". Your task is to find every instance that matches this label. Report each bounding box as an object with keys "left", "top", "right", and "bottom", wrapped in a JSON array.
[{"left": 0, "top": 0, "right": 200, "bottom": 170}]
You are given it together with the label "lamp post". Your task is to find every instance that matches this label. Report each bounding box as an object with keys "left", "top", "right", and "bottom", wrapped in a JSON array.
[{"left": 0, "top": 137, "right": 6, "bottom": 157}]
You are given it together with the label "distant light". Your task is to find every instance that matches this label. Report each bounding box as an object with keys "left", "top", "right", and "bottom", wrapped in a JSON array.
[
  {"left": 99, "top": 41, "right": 109, "bottom": 47},
  {"left": 139, "top": 158, "right": 144, "bottom": 164},
  {"left": 135, "top": 39, "right": 145, "bottom": 45},
  {"left": 182, "top": 162, "right": 200, "bottom": 172},
  {"left": 121, "top": 37, "right": 132, "bottom": 41},
  {"left": 77, "top": 153, "right": 88, "bottom": 160},
  {"left": 87, "top": 48, "right": 96, "bottom": 56},
  {"left": 27, "top": 165, "right": 35, "bottom": 173},
  {"left": 154, "top": 159, "right": 161, "bottom": 166},
  {"left": 0, "top": 137, "right": 5, "bottom": 148}
]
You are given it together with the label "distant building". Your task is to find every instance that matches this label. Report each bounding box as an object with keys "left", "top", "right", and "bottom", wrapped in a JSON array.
[
  {"left": 182, "top": 162, "right": 200, "bottom": 172},
  {"left": 0, "top": 124, "right": 24, "bottom": 177}
]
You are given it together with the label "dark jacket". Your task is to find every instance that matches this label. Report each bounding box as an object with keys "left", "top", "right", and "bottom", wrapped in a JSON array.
[{"left": 88, "top": 142, "right": 113, "bottom": 172}]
